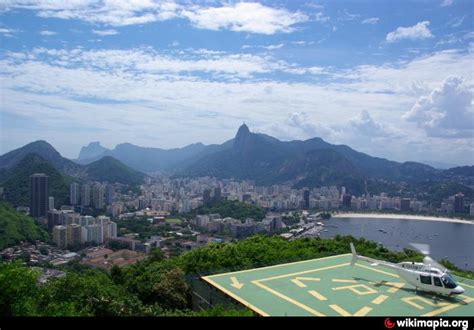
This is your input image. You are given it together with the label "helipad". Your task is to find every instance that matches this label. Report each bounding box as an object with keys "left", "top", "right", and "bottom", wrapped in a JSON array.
[{"left": 202, "top": 254, "right": 474, "bottom": 316}]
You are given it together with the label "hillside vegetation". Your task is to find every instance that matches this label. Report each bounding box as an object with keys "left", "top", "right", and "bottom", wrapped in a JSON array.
[
  {"left": 2, "top": 234, "right": 473, "bottom": 316},
  {"left": 185, "top": 200, "right": 266, "bottom": 221},
  {"left": 85, "top": 156, "right": 145, "bottom": 186},
  {"left": 0, "top": 154, "right": 73, "bottom": 207},
  {"left": 0, "top": 202, "right": 49, "bottom": 250}
]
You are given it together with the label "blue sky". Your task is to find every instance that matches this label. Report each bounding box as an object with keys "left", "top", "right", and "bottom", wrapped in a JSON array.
[{"left": 0, "top": 0, "right": 473, "bottom": 166}]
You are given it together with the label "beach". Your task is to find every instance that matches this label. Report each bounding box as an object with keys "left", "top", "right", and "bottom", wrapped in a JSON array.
[{"left": 333, "top": 212, "right": 474, "bottom": 225}]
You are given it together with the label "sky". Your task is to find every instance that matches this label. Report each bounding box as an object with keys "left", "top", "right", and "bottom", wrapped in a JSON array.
[{"left": 0, "top": 0, "right": 473, "bottom": 166}]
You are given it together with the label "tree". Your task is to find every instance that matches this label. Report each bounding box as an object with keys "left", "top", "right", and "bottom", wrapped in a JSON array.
[
  {"left": 150, "top": 268, "right": 190, "bottom": 310},
  {"left": 110, "top": 265, "right": 124, "bottom": 285},
  {"left": 149, "top": 248, "right": 164, "bottom": 262},
  {"left": 37, "top": 269, "right": 145, "bottom": 316},
  {"left": 0, "top": 261, "right": 40, "bottom": 316},
  {"left": 0, "top": 202, "right": 49, "bottom": 250}
]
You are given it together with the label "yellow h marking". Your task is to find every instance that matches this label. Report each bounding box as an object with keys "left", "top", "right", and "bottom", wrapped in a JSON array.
[
  {"left": 291, "top": 277, "right": 321, "bottom": 288},
  {"left": 372, "top": 295, "right": 388, "bottom": 305},
  {"left": 308, "top": 290, "right": 327, "bottom": 301},
  {"left": 332, "top": 279, "right": 358, "bottom": 283}
]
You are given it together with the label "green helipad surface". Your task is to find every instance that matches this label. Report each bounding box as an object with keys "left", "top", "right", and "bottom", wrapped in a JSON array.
[{"left": 202, "top": 254, "right": 474, "bottom": 316}]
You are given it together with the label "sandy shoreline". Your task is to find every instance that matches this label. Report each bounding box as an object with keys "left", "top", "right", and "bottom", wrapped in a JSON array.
[{"left": 332, "top": 212, "right": 473, "bottom": 225}]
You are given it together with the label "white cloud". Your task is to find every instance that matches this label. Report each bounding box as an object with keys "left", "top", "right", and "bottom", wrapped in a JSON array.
[
  {"left": 349, "top": 110, "right": 398, "bottom": 137},
  {"left": 0, "top": 28, "right": 16, "bottom": 34},
  {"left": 240, "top": 43, "right": 285, "bottom": 50},
  {"left": 314, "top": 12, "right": 330, "bottom": 23},
  {"left": 441, "top": 0, "right": 454, "bottom": 6},
  {"left": 307, "top": 66, "right": 326, "bottom": 75},
  {"left": 1, "top": 0, "right": 181, "bottom": 26},
  {"left": 1, "top": 46, "right": 473, "bottom": 163},
  {"left": 361, "top": 17, "right": 379, "bottom": 25},
  {"left": 39, "top": 30, "right": 56, "bottom": 36},
  {"left": 291, "top": 40, "right": 314, "bottom": 46},
  {"left": 449, "top": 16, "right": 464, "bottom": 28},
  {"left": 403, "top": 76, "right": 474, "bottom": 138},
  {"left": 92, "top": 29, "right": 118, "bottom": 36},
  {"left": 386, "top": 21, "right": 434, "bottom": 43},
  {"left": 0, "top": 27, "right": 18, "bottom": 37},
  {"left": 1, "top": 1, "right": 308, "bottom": 34},
  {"left": 263, "top": 43, "right": 284, "bottom": 50},
  {"left": 305, "top": 3, "right": 324, "bottom": 10},
  {"left": 339, "top": 49, "right": 474, "bottom": 96},
  {"left": 181, "top": 2, "right": 308, "bottom": 34},
  {"left": 243, "top": 43, "right": 285, "bottom": 50},
  {"left": 464, "top": 32, "right": 474, "bottom": 40},
  {"left": 338, "top": 10, "right": 360, "bottom": 22},
  {"left": 3, "top": 47, "right": 318, "bottom": 84},
  {"left": 285, "top": 112, "right": 336, "bottom": 140}
]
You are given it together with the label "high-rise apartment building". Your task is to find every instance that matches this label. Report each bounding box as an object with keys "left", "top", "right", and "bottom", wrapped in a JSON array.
[
  {"left": 303, "top": 190, "right": 310, "bottom": 209},
  {"left": 92, "top": 185, "right": 105, "bottom": 209},
  {"left": 52, "top": 225, "right": 67, "bottom": 249},
  {"left": 66, "top": 224, "right": 82, "bottom": 246},
  {"left": 81, "top": 184, "right": 91, "bottom": 207},
  {"left": 454, "top": 193, "right": 465, "bottom": 213},
  {"left": 105, "top": 184, "right": 114, "bottom": 205},
  {"left": 70, "top": 182, "right": 80, "bottom": 205},
  {"left": 30, "top": 173, "right": 49, "bottom": 217},
  {"left": 48, "top": 196, "right": 55, "bottom": 210}
]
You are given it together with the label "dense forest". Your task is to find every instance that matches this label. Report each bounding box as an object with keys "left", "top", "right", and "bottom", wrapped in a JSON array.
[
  {"left": 0, "top": 154, "right": 73, "bottom": 207},
  {"left": 185, "top": 200, "right": 266, "bottom": 221},
  {"left": 0, "top": 202, "right": 49, "bottom": 250},
  {"left": 85, "top": 156, "right": 145, "bottom": 186},
  {"left": 3, "top": 234, "right": 458, "bottom": 317}
]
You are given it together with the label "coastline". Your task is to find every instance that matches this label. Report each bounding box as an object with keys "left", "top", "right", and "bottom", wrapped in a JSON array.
[{"left": 332, "top": 212, "right": 474, "bottom": 225}]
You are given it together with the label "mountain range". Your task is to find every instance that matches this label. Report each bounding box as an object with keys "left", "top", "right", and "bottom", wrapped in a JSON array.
[
  {"left": 73, "top": 124, "right": 473, "bottom": 190},
  {"left": 76, "top": 141, "right": 208, "bottom": 173},
  {"left": 1, "top": 124, "right": 473, "bottom": 205},
  {"left": 0, "top": 141, "right": 146, "bottom": 206}
]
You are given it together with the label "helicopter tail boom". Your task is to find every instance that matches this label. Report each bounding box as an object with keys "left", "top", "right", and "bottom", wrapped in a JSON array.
[
  {"left": 350, "top": 242, "right": 358, "bottom": 266},
  {"left": 349, "top": 242, "right": 397, "bottom": 270}
]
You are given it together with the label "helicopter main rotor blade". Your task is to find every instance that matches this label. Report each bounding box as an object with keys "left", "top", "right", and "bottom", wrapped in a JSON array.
[
  {"left": 410, "top": 243, "right": 430, "bottom": 256},
  {"left": 423, "top": 256, "right": 446, "bottom": 271}
]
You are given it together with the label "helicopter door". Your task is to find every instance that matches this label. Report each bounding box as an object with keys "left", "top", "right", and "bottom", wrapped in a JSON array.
[
  {"left": 431, "top": 276, "right": 448, "bottom": 293},
  {"left": 433, "top": 276, "right": 443, "bottom": 288}
]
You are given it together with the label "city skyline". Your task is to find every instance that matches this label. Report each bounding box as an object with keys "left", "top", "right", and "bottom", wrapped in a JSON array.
[{"left": 1, "top": 0, "right": 473, "bottom": 165}]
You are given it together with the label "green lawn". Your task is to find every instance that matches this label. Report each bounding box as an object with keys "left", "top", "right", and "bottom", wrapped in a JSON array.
[{"left": 165, "top": 218, "right": 183, "bottom": 225}]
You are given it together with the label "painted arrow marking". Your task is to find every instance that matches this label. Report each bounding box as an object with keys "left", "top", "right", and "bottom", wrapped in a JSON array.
[
  {"left": 291, "top": 277, "right": 321, "bottom": 288},
  {"left": 230, "top": 276, "right": 244, "bottom": 289}
]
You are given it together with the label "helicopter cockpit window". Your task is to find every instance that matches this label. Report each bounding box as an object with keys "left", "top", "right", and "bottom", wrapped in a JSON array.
[
  {"left": 420, "top": 275, "right": 432, "bottom": 285},
  {"left": 433, "top": 276, "right": 443, "bottom": 287},
  {"left": 441, "top": 273, "right": 457, "bottom": 289}
]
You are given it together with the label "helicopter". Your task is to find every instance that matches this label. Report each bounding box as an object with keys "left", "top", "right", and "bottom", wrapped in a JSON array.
[{"left": 350, "top": 242, "right": 465, "bottom": 296}]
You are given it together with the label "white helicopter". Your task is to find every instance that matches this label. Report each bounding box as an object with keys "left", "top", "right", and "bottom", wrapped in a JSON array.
[{"left": 350, "top": 242, "right": 465, "bottom": 296}]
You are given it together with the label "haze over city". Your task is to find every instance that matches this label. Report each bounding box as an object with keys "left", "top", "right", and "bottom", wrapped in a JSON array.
[{"left": 1, "top": 0, "right": 473, "bottom": 166}]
